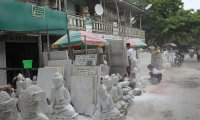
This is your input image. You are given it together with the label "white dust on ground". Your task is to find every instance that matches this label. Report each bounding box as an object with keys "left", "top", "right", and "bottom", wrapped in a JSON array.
[{"left": 126, "top": 55, "right": 200, "bottom": 120}]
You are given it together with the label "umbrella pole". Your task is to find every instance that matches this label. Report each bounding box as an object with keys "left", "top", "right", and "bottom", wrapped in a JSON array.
[
  {"left": 84, "top": 35, "right": 87, "bottom": 55},
  {"left": 67, "top": 29, "right": 72, "bottom": 59}
]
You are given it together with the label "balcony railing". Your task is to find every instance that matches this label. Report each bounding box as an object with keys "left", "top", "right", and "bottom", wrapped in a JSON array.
[{"left": 68, "top": 14, "right": 145, "bottom": 39}]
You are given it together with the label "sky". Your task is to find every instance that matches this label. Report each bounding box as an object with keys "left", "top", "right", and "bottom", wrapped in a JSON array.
[{"left": 182, "top": 0, "right": 200, "bottom": 11}]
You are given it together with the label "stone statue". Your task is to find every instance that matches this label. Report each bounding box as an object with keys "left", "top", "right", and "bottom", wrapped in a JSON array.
[
  {"left": 22, "top": 78, "right": 33, "bottom": 90},
  {"left": 111, "top": 74, "right": 127, "bottom": 115},
  {"left": 32, "top": 76, "right": 37, "bottom": 85},
  {"left": 49, "top": 72, "right": 78, "bottom": 120},
  {"left": 16, "top": 73, "right": 24, "bottom": 97},
  {"left": 0, "top": 91, "right": 18, "bottom": 120},
  {"left": 10, "top": 88, "right": 16, "bottom": 98},
  {"left": 93, "top": 84, "right": 123, "bottom": 120},
  {"left": 111, "top": 74, "right": 127, "bottom": 102},
  {"left": 101, "top": 62, "right": 110, "bottom": 76},
  {"left": 18, "top": 85, "right": 49, "bottom": 120},
  {"left": 103, "top": 75, "right": 121, "bottom": 110},
  {"left": 111, "top": 74, "right": 123, "bottom": 101}
]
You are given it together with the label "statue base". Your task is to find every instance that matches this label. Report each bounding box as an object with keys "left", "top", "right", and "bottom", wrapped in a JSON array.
[{"left": 50, "top": 113, "right": 78, "bottom": 120}]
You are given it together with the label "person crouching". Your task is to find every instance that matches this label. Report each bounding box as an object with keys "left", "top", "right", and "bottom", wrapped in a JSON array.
[{"left": 147, "top": 64, "right": 162, "bottom": 84}]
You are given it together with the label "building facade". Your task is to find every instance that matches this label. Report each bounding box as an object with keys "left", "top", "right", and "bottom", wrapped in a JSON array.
[{"left": 0, "top": 0, "right": 145, "bottom": 85}]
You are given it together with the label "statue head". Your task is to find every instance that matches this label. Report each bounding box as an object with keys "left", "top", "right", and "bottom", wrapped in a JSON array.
[
  {"left": 110, "top": 74, "right": 119, "bottom": 86},
  {"left": 110, "top": 74, "right": 116, "bottom": 79},
  {"left": 103, "top": 75, "right": 113, "bottom": 90},
  {"left": 17, "top": 73, "right": 24, "bottom": 81},
  {"left": 32, "top": 76, "right": 37, "bottom": 81},
  {"left": 52, "top": 72, "right": 64, "bottom": 89},
  {"left": 103, "top": 60, "right": 107, "bottom": 65},
  {"left": 19, "top": 85, "right": 45, "bottom": 117},
  {"left": 22, "top": 78, "right": 33, "bottom": 90},
  {"left": 97, "top": 84, "right": 107, "bottom": 98},
  {"left": 113, "top": 76, "right": 119, "bottom": 86}
]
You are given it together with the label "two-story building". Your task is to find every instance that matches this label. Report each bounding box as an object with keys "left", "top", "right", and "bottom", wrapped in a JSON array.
[{"left": 0, "top": 0, "right": 145, "bottom": 85}]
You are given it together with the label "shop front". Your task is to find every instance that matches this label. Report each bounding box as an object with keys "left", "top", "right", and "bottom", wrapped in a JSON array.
[{"left": 0, "top": 0, "right": 67, "bottom": 86}]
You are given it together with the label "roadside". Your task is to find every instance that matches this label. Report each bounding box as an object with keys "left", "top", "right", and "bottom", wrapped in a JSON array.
[{"left": 126, "top": 55, "right": 200, "bottom": 120}]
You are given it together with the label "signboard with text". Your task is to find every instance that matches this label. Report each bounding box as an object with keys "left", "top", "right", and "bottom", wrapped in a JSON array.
[
  {"left": 73, "top": 66, "right": 97, "bottom": 76},
  {"left": 32, "top": 5, "right": 45, "bottom": 18},
  {"left": 75, "top": 54, "right": 97, "bottom": 66}
]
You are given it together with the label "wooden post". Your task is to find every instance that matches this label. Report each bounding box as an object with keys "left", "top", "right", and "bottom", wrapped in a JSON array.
[
  {"left": 38, "top": 33, "right": 42, "bottom": 67},
  {"left": 114, "top": 0, "right": 120, "bottom": 28},
  {"left": 47, "top": 25, "right": 50, "bottom": 60},
  {"left": 66, "top": 29, "right": 72, "bottom": 59}
]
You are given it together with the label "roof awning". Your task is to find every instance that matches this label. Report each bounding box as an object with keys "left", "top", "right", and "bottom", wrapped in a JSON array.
[{"left": 104, "top": 0, "right": 145, "bottom": 15}]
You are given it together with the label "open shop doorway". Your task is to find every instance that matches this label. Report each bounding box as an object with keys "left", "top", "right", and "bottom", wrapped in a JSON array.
[{"left": 6, "top": 42, "right": 39, "bottom": 88}]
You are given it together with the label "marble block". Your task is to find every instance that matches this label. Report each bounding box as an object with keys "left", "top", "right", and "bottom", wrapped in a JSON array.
[
  {"left": 71, "top": 75, "right": 97, "bottom": 114},
  {"left": 48, "top": 60, "right": 72, "bottom": 89},
  {"left": 43, "top": 51, "right": 69, "bottom": 66},
  {"left": 37, "top": 67, "right": 64, "bottom": 99}
]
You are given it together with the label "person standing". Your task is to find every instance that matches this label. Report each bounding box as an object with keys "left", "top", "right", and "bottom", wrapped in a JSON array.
[{"left": 126, "top": 43, "right": 137, "bottom": 69}]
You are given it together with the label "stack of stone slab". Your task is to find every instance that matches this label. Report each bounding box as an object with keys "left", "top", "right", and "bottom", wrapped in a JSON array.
[
  {"left": 71, "top": 66, "right": 101, "bottom": 115},
  {"left": 43, "top": 51, "right": 72, "bottom": 89},
  {"left": 37, "top": 67, "right": 64, "bottom": 99}
]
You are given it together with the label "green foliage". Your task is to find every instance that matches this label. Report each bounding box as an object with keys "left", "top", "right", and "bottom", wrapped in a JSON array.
[{"left": 140, "top": 0, "right": 200, "bottom": 46}]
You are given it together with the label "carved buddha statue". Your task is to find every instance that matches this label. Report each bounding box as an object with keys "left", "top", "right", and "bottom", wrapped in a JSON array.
[{"left": 49, "top": 72, "right": 78, "bottom": 120}]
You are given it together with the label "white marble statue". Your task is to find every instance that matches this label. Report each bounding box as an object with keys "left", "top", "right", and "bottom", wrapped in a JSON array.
[
  {"left": 10, "top": 88, "right": 16, "bottom": 98},
  {"left": 93, "top": 84, "right": 123, "bottom": 120},
  {"left": 49, "top": 72, "right": 78, "bottom": 120},
  {"left": 18, "top": 85, "right": 49, "bottom": 120},
  {"left": 100, "top": 61, "right": 110, "bottom": 76},
  {"left": 111, "top": 74, "right": 123, "bottom": 101},
  {"left": 0, "top": 91, "right": 18, "bottom": 120},
  {"left": 16, "top": 73, "right": 24, "bottom": 97},
  {"left": 103, "top": 75, "right": 121, "bottom": 110},
  {"left": 111, "top": 74, "right": 127, "bottom": 108},
  {"left": 32, "top": 76, "right": 37, "bottom": 85},
  {"left": 118, "top": 77, "right": 134, "bottom": 103},
  {"left": 22, "top": 78, "right": 33, "bottom": 90}
]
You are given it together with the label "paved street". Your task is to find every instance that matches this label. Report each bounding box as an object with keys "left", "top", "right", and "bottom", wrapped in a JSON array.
[{"left": 126, "top": 55, "right": 200, "bottom": 120}]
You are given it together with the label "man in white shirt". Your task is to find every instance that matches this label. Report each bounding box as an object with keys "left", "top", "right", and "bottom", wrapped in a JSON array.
[{"left": 126, "top": 43, "right": 137, "bottom": 69}]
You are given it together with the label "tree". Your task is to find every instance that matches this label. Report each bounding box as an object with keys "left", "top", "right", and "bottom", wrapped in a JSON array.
[{"left": 136, "top": 0, "right": 200, "bottom": 46}]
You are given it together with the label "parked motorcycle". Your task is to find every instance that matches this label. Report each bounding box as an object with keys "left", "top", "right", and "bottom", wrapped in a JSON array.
[
  {"left": 174, "top": 51, "right": 184, "bottom": 67},
  {"left": 189, "top": 48, "right": 195, "bottom": 58}
]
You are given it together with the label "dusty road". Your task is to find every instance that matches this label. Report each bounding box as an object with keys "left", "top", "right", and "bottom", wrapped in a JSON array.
[{"left": 126, "top": 55, "right": 200, "bottom": 120}]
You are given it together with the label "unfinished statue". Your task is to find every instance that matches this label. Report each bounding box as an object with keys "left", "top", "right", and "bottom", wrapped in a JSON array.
[
  {"left": 49, "top": 72, "right": 78, "bottom": 120},
  {"left": 18, "top": 85, "right": 49, "bottom": 120},
  {"left": 111, "top": 74, "right": 127, "bottom": 108},
  {"left": 16, "top": 73, "right": 24, "bottom": 97},
  {"left": 93, "top": 84, "right": 123, "bottom": 120},
  {"left": 22, "top": 78, "right": 33, "bottom": 90},
  {"left": 0, "top": 91, "right": 18, "bottom": 120},
  {"left": 103, "top": 75, "right": 121, "bottom": 110}
]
